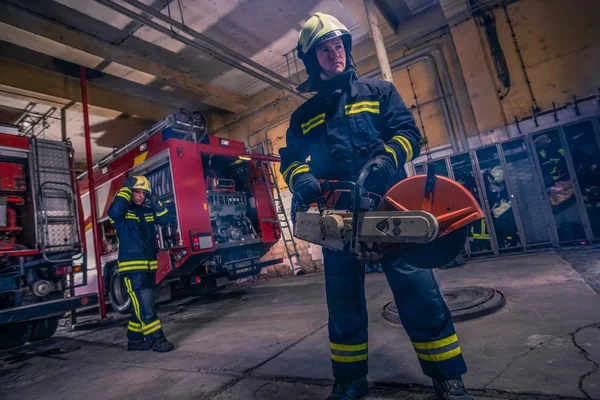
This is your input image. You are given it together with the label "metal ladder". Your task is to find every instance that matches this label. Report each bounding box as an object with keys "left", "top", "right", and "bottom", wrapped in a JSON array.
[
  {"left": 262, "top": 162, "right": 304, "bottom": 274},
  {"left": 31, "top": 138, "right": 82, "bottom": 262}
]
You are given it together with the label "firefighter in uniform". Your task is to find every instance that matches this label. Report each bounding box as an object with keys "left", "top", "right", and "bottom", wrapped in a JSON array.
[
  {"left": 107, "top": 176, "right": 175, "bottom": 353},
  {"left": 280, "top": 13, "right": 471, "bottom": 399}
]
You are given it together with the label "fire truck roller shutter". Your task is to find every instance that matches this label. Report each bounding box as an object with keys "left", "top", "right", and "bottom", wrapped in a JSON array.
[{"left": 146, "top": 164, "right": 173, "bottom": 198}]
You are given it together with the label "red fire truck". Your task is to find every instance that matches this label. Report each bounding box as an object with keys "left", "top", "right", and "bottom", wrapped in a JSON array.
[
  {"left": 76, "top": 110, "right": 283, "bottom": 313},
  {"left": 0, "top": 131, "right": 98, "bottom": 349}
]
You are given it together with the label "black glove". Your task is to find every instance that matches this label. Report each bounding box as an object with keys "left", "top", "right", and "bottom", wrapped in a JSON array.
[
  {"left": 292, "top": 173, "right": 322, "bottom": 204},
  {"left": 358, "top": 154, "right": 398, "bottom": 196},
  {"left": 150, "top": 193, "right": 159, "bottom": 205},
  {"left": 122, "top": 177, "right": 136, "bottom": 189}
]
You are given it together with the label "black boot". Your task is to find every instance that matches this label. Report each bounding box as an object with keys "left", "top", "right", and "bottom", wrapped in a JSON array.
[
  {"left": 127, "top": 339, "right": 152, "bottom": 351},
  {"left": 327, "top": 376, "right": 369, "bottom": 400},
  {"left": 433, "top": 376, "right": 473, "bottom": 400},
  {"left": 152, "top": 336, "right": 174, "bottom": 353}
]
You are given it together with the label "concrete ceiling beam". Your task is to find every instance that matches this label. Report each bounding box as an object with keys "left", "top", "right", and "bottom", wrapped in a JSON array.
[
  {"left": 0, "top": 3, "right": 249, "bottom": 113},
  {"left": 337, "top": 0, "right": 373, "bottom": 34},
  {"left": 0, "top": 57, "right": 174, "bottom": 120},
  {"left": 0, "top": 84, "right": 124, "bottom": 119}
]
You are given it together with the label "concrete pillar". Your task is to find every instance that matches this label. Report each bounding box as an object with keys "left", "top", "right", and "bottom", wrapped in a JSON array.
[{"left": 364, "top": 0, "right": 394, "bottom": 83}]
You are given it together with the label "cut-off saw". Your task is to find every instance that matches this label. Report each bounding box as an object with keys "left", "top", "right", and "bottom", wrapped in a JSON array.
[{"left": 293, "top": 166, "right": 485, "bottom": 269}]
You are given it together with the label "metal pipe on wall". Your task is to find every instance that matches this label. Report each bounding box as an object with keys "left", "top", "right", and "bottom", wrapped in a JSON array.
[
  {"left": 364, "top": 45, "right": 469, "bottom": 152},
  {"left": 94, "top": 0, "right": 308, "bottom": 101},
  {"left": 79, "top": 65, "right": 107, "bottom": 320},
  {"left": 430, "top": 46, "right": 469, "bottom": 151},
  {"left": 364, "top": 0, "right": 394, "bottom": 83},
  {"left": 363, "top": 48, "right": 459, "bottom": 153}
]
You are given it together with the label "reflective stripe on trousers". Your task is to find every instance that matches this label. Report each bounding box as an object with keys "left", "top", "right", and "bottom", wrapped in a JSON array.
[
  {"left": 323, "top": 248, "right": 467, "bottom": 380},
  {"left": 123, "top": 272, "right": 164, "bottom": 341}
]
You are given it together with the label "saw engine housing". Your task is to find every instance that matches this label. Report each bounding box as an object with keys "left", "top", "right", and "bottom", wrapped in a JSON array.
[{"left": 293, "top": 172, "right": 485, "bottom": 269}]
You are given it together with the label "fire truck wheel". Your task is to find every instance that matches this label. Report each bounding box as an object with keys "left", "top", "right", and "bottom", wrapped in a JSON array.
[
  {"left": 108, "top": 266, "right": 131, "bottom": 314},
  {"left": 29, "top": 317, "right": 60, "bottom": 342},
  {"left": 0, "top": 322, "right": 34, "bottom": 349}
]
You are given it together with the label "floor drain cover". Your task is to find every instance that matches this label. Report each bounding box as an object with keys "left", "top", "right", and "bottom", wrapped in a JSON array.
[{"left": 382, "top": 286, "right": 506, "bottom": 326}]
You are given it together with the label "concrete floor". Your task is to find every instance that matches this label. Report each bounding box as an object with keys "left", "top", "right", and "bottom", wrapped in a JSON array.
[{"left": 1, "top": 250, "right": 599, "bottom": 400}]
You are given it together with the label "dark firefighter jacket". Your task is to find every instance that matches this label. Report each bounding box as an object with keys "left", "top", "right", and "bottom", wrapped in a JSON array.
[
  {"left": 107, "top": 186, "right": 171, "bottom": 274},
  {"left": 279, "top": 72, "right": 421, "bottom": 190}
]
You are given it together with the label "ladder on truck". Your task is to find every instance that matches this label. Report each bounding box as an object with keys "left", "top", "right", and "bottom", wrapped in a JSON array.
[
  {"left": 262, "top": 162, "right": 305, "bottom": 275},
  {"left": 31, "top": 138, "right": 82, "bottom": 262}
]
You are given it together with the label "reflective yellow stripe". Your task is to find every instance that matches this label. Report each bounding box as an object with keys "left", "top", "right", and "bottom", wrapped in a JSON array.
[
  {"left": 118, "top": 188, "right": 132, "bottom": 198},
  {"left": 283, "top": 162, "right": 310, "bottom": 184},
  {"left": 145, "top": 216, "right": 155, "bottom": 222},
  {"left": 301, "top": 113, "right": 326, "bottom": 127},
  {"left": 416, "top": 347, "right": 462, "bottom": 362},
  {"left": 301, "top": 113, "right": 326, "bottom": 135},
  {"left": 345, "top": 107, "right": 379, "bottom": 116},
  {"left": 125, "top": 278, "right": 142, "bottom": 325},
  {"left": 126, "top": 212, "right": 139, "bottom": 221},
  {"left": 288, "top": 165, "right": 310, "bottom": 191},
  {"left": 345, "top": 100, "right": 379, "bottom": 109},
  {"left": 119, "top": 260, "right": 149, "bottom": 267},
  {"left": 156, "top": 208, "right": 168, "bottom": 217},
  {"left": 282, "top": 161, "right": 302, "bottom": 181},
  {"left": 302, "top": 118, "right": 325, "bottom": 135},
  {"left": 128, "top": 322, "right": 143, "bottom": 332},
  {"left": 412, "top": 334, "right": 458, "bottom": 350},
  {"left": 330, "top": 342, "right": 368, "bottom": 351},
  {"left": 384, "top": 145, "right": 398, "bottom": 168},
  {"left": 331, "top": 354, "right": 368, "bottom": 363},
  {"left": 118, "top": 260, "right": 149, "bottom": 272},
  {"left": 117, "top": 193, "right": 131, "bottom": 201},
  {"left": 129, "top": 321, "right": 141, "bottom": 327},
  {"left": 144, "top": 323, "right": 162, "bottom": 335},
  {"left": 345, "top": 101, "right": 380, "bottom": 116},
  {"left": 392, "top": 135, "right": 414, "bottom": 161},
  {"left": 109, "top": 217, "right": 115, "bottom": 224},
  {"left": 143, "top": 320, "right": 160, "bottom": 331}
]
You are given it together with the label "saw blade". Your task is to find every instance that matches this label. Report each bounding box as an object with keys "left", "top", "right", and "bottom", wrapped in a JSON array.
[{"left": 395, "top": 226, "right": 468, "bottom": 269}]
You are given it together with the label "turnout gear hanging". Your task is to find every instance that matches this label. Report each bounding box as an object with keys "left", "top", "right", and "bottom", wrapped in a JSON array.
[{"left": 107, "top": 177, "right": 174, "bottom": 352}]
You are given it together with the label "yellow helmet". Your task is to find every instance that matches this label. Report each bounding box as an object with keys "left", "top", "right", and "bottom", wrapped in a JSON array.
[
  {"left": 296, "top": 13, "right": 353, "bottom": 92},
  {"left": 297, "top": 12, "right": 352, "bottom": 57},
  {"left": 132, "top": 176, "right": 151, "bottom": 194}
]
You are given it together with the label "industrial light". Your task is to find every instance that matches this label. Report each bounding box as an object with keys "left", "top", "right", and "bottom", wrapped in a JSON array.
[
  {"left": 139, "top": 143, "right": 147, "bottom": 151},
  {"left": 220, "top": 139, "right": 230, "bottom": 147}
]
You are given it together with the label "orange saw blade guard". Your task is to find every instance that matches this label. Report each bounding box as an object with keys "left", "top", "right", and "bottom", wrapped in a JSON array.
[{"left": 378, "top": 175, "right": 484, "bottom": 238}]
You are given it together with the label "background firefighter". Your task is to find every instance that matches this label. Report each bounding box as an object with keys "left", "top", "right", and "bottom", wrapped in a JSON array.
[
  {"left": 107, "top": 176, "right": 175, "bottom": 353},
  {"left": 279, "top": 13, "right": 472, "bottom": 400}
]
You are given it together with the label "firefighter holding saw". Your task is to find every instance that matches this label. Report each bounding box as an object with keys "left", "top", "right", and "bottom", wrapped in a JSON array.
[
  {"left": 280, "top": 13, "right": 471, "bottom": 399},
  {"left": 107, "top": 176, "right": 175, "bottom": 353}
]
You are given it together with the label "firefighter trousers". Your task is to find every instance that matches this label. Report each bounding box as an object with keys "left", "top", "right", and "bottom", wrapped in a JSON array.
[
  {"left": 323, "top": 248, "right": 467, "bottom": 380},
  {"left": 122, "top": 272, "right": 164, "bottom": 342}
]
